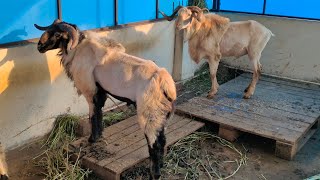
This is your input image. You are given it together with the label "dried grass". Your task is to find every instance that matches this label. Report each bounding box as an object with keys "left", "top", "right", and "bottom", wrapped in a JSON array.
[
  {"left": 121, "top": 131, "right": 247, "bottom": 180},
  {"left": 35, "top": 109, "right": 136, "bottom": 180},
  {"left": 35, "top": 114, "right": 91, "bottom": 180},
  {"left": 162, "top": 132, "right": 247, "bottom": 180}
]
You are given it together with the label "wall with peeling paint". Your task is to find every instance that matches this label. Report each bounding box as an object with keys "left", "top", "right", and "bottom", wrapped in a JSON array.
[
  {"left": 0, "top": 20, "right": 176, "bottom": 149},
  {"left": 219, "top": 12, "right": 320, "bottom": 83}
]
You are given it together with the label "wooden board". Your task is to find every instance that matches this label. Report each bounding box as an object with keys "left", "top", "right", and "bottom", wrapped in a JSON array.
[
  {"left": 176, "top": 73, "right": 320, "bottom": 160},
  {"left": 68, "top": 114, "right": 204, "bottom": 180}
]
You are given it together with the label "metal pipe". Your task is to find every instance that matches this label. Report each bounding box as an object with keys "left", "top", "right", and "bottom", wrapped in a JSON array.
[
  {"left": 156, "top": 0, "right": 159, "bottom": 19},
  {"left": 212, "top": 0, "right": 217, "bottom": 11},
  {"left": 114, "top": 0, "right": 118, "bottom": 25},
  {"left": 172, "top": 1, "right": 174, "bottom": 12},
  {"left": 57, "top": 0, "right": 62, "bottom": 20},
  {"left": 263, "top": 0, "right": 267, "bottom": 14}
]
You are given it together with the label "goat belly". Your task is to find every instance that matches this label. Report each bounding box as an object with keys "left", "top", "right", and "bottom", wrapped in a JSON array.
[
  {"left": 106, "top": 90, "right": 136, "bottom": 106},
  {"left": 93, "top": 66, "right": 137, "bottom": 102}
]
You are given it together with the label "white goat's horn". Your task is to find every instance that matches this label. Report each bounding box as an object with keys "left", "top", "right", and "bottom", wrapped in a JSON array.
[{"left": 160, "top": 5, "right": 183, "bottom": 21}]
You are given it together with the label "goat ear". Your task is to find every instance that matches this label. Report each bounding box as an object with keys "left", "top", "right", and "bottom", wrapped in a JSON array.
[
  {"left": 67, "top": 39, "right": 73, "bottom": 52},
  {"left": 191, "top": 12, "right": 202, "bottom": 22},
  {"left": 54, "top": 32, "right": 62, "bottom": 38}
]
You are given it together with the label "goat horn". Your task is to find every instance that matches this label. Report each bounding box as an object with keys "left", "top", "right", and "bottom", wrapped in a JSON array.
[
  {"left": 34, "top": 24, "right": 51, "bottom": 31},
  {"left": 202, "top": 8, "right": 210, "bottom": 13},
  {"left": 34, "top": 19, "right": 62, "bottom": 31},
  {"left": 57, "top": 23, "right": 79, "bottom": 50},
  {"left": 187, "top": 6, "right": 203, "bottom": 21},
  {"left": 160, "top": 5, "right": 183, "bottom": 21},
  {"left": 53, "top": 19, "right": 62, "bottom": 24},
  {"left": 187, "top": 6, "right": 202, "bottom": 12}
]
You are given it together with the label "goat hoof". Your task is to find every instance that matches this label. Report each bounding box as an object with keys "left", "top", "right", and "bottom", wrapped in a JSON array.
[
  {"left": 98, "top": 129, "right": 103, "bottom": 136},
  {"left": 206, "top": 94, "right": 215, "bottom": 99},
  {"left": 88, "top": 134, "right": 99, "bottom": 143},
  {"left": 0, "top": 174, "right": 8, "bottom": 180},
  {"left": 243, "top": 93, "right": 252, "bottom": 99},
  {"left": 149, "top": 174, "right": 161, "bottom": 180},
  {"left": 244, "top": 87, "right": 249, "bottom": 93}
]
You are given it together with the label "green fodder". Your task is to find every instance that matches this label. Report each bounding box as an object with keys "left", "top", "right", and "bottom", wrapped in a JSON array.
[
  {"left": 188, "top": 0, "right": 208, "bottom": 8},
  {"left": 102, "top": 107, "right": 136, "bottom": 127},
  {"left": 162, "top": 132, "right": 247, "bottom": 180},
  {"left": 36, "top": 114, "right": 91, "bottom": 180},
  {"left": 180, "top": 63, "right": 212, "bottom": 98},
  {"left": 179, "top": 63, "right": 242, "bottom": 99},
  {"left": 43, "top": 114, "right": 79, "bottom": 149},
  {"left": 36, "top": 143, "right": 91, "bottom": 180}
]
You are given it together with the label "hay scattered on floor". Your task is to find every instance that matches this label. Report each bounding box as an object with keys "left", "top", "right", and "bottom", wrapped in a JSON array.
[
  {"left": 34, "top": 109, "right": 136, "bottom": 180},
  {"left": 36, "top": 143, "right": 91, "bottom": 180},
  {"left": 162, "top": 132, "right": 247, "bottom": 180},
  {"left": 121, "top": 131, "right": 247, "bottom": 180},
  {"left": 44, "top": 114, "right": 79, "bottom": 149},
  {"left": 35, "top": 114, "right": 91, "bottom": 180}
]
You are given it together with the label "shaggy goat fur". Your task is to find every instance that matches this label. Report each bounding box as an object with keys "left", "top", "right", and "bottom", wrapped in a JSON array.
[
  {"left": 0, "top": 143, "right": 8, "bottom": 180},
  {"left": 161, "top": 6, "right": 274, "bottom": 98},
  {"left": 34, "top": 19, "right": 176, "bottom": 180}
]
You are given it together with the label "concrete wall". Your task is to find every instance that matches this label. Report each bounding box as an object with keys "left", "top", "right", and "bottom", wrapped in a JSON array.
[
  {"left": 181, "top": 42, "right": 205, "bottom": 80},
  {"left": 3, "top": 12, "right": 320, "bottom": 149},
  {"left": 0, "top": 20, "right": 176, "bottom": 150},
  {"left": 219, "top": 12, "right": 320, "bottom": 83}
]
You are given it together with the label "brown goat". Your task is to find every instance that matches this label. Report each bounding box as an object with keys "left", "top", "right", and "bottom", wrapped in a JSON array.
[
  {"left": 161, "top": 6, "right": 274, "bottom": 98},
  {"left": 34, "top": 19, "right": 176, "bottom": 179}
]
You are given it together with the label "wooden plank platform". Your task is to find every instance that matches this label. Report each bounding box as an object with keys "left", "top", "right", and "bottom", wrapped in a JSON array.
[
  {"left": 68, "top": 114, "right": 204, "bottom": 180},
  {"left": 176, "top": 73, "right": 320, "bottom": 160}
]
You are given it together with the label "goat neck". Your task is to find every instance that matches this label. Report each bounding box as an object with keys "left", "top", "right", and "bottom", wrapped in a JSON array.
[
  {"left": 59, "top": 31, "right": 86, "bottom": 81},
  {"left": 184, "top": 18, "right": 202, "bottom": 42}
]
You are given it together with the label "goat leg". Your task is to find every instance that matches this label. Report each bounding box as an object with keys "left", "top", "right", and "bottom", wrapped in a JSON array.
[
  {"left": 244, "top": 53, "right": 261, "bottom": 99},
  {"left": 207, "top": 57, "right": 220, "bottom": 99},
  {"left": 146, "top": 127, "right": 166, "bottom": 180},
  {"left": 0, "top": 174, "right": 8, "bottom": 180},
  {"left": 89, "top": 84, "right": 107, "bottom": 142}
]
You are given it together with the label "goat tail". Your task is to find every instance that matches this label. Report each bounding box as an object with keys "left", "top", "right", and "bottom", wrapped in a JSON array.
[{"left": 155, "top": 68, "right": 177, "bottom": 103}]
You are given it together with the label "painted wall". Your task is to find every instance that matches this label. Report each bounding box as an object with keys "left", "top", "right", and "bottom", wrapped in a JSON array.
[
  {"left": 0, "top": 20, "right": 175, "bottom": 150},
  {"left": 181, "top": 42, "right": 205, "bottom": 80},
  {"left": 219, "top": 12, "right": 320, "bottom": 83}
]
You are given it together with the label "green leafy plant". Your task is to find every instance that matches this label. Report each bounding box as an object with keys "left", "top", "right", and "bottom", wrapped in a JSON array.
[{"left": 188, "top": 0, "right": 208, "bottom": 8}]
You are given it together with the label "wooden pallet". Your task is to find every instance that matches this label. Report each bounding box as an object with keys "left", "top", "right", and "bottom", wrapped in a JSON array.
[
  {"left": 176, "top": 73, "right": 320, "bottom": 160},
  {"left": 68, "top": 115, "right": 204, "bottom": 180}
]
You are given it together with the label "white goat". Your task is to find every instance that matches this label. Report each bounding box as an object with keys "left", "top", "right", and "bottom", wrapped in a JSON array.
[
  {"left": 0, "top": 143, "right": 8, "bottom": 180},
  {"left": 34, "top": 19, "right": 176, "bottom": 180},
  {"left": 161, "top": 6, "right": 274, "bottom": 99}
]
